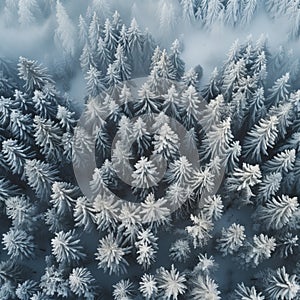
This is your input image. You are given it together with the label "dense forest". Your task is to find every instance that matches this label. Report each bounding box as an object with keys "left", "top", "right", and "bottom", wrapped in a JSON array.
[{"left": 0, "top": 0, "right": 300, "bottom": 299}]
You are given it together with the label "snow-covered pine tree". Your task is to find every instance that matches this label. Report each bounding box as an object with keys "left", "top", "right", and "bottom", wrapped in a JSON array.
[
  {"left": 103, "top": 18, "right": 118, "bottom": 59},
  {"left": 186, "top": 212, "right": 213, "bottom": 248},
  {"left": 25, "top": 159, "right": 59, "bottom": 200},
  {"left": 267, "top": 73, "right": 290, "bottom": 107},
  {"left": 18, "top": 0, "right": 41, "bottom": 27},
  {"left": 153, "top": 123, "right": 179, "bottom": 161},
  {"left": 89, "top": 12, "right": 101, "bottom": 54},
  {"left": 73, "top": 196, "right": 95, "bottom": 232},
  {"left": 233, "top": 283, "right": 265, "bottom": 300},
  {"left": 40, "top": 264, "right": 70, "bottom": 297},
  {"left": 190, "top": 275, "right": 221, "bottom": 300},
  {"left": 85, "top": 66, "right": 105, "bottom": 97},
  {"left": 265, "top": 266, "right": 300, "bottom": 300},
  {"left": 131, "top": 117, "right": 152, "bottom": 156},
  {"left": 179, "top": 85, "right": 201, "bottom": 128},
  {"left": 140, "top": 193, "right": 171, "bottom": 230},
  {"left": 139, "top": 273, "right": 158, "bottom": 299},
  {"left": 69, "top": 267, "right": 96, "bottom": 298},
  {"left": 240, "top": 234, "right": 276, "bottom": 268},
  {"left": 277, "top": 232, "right": 299, "bottom": 258},
  {"left": 201, "top": 68, "right": 220, "bottom": 101},
  {"left": 256, "top": 172, "right": 282, "bottom": 204},
  {"left": 33, "top": 116, "right": 63, "bottom": 162},
  {"left": 205, "top": 0, "right": 224, "bottom": 29},
  {"left": 118, "top": 202, "right": 142, "bottom": 244},
  {"left": 2, "top": 139, "right": 33, "bottom": 179},
  {"left": 169, "top": 239, "right": 191, "bottom": 263},
  {"left": 156, "top": 264, "right": 187, "bottom": 300},
  {"left": 165, "top": 156, "right": 194, "bottom": 186},
  {"left": 95, "top": 233, "right": 131, "bottom": 275},
  {"left": 32, "top": 89, "right": 57, "bottom": 119},
  {"left": 135, "top": 228, "right": 158, "bottom": 269},
  {"left": 51, "top": 230, "right": 86, "bottom": 264},
  {"left": 127, "top": 18, "right": 144, "bottom": 75},
  {"left": 245, "top": 87, "right": 266, "bottom": 130},
  {"left": 200, "top": 117, "right": 234, "bottom": 161},
  {"left": 181, "top": 0, "right": 196, "bottom": 23},
  {"left": 78, "top": 14, "right": 88, "bottom": 46},
  {"left": 16, "top": 280, "right": 39, "bottom": 300},
  {"left": 50, "top": 181, "right": 80, "bottom": 216},
  {"left": 201, "top": 195, "right": 224, "bottom": 221},
  {"left": 2, "top": 228, "right": 35, "bottom": 260},
  {"left": 80, "top": 43, "right": 96, "bottom": 73},
  {"left": 135, "top": 83, "right": 160, "bottom": 115},
  {"left": 5, "top": 196, "right": 37, "bottom": 231},
  {"left": 217, "top": 223, "right": 246, "bottom": 256},
  {"left": 158, "top": 0, "right": 177, "bottom": 39},
  {"left": 112, "top": 44, "right": 132, "bottom": 81},
  {"left": 55, "top": 1, "right": 76, "bottom": 57},
  {"left": 18, "top": 57, "right": 54, "bottom": 93},
  {"left": 56, "top": 105, "right": 76, "bottom": 132},
  {"left": 225, "top": 0, "right": 242, "bottom": 27},
  {"left": 256, "top": 195, "right": 298, "bottom": 230},
  {"left": 243, "top": 116, "right": 279, "bottom": 162},
  {"left": 92, "top": 194, "right": 119, "bottom": 231},
  {"left": 263, "top": 149, "right": 296, "bottom": 173},
  {"left": 241, "top": 0, "right": 258, "bottom": 27},
  {"left": 162, "top": 84, "right": 181, "bottom": 119},
  {"left": 287, "top": 0, "right": 300, "bottom": 39},
  {"left": 96, "top": 36, "right": 111, "bottom": 73},
  {"left": 155, "top": 49, "right": 175, "bottom": 94},
  {"left": 113, "top": 279, "right": 134, "bottom": 300}
]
